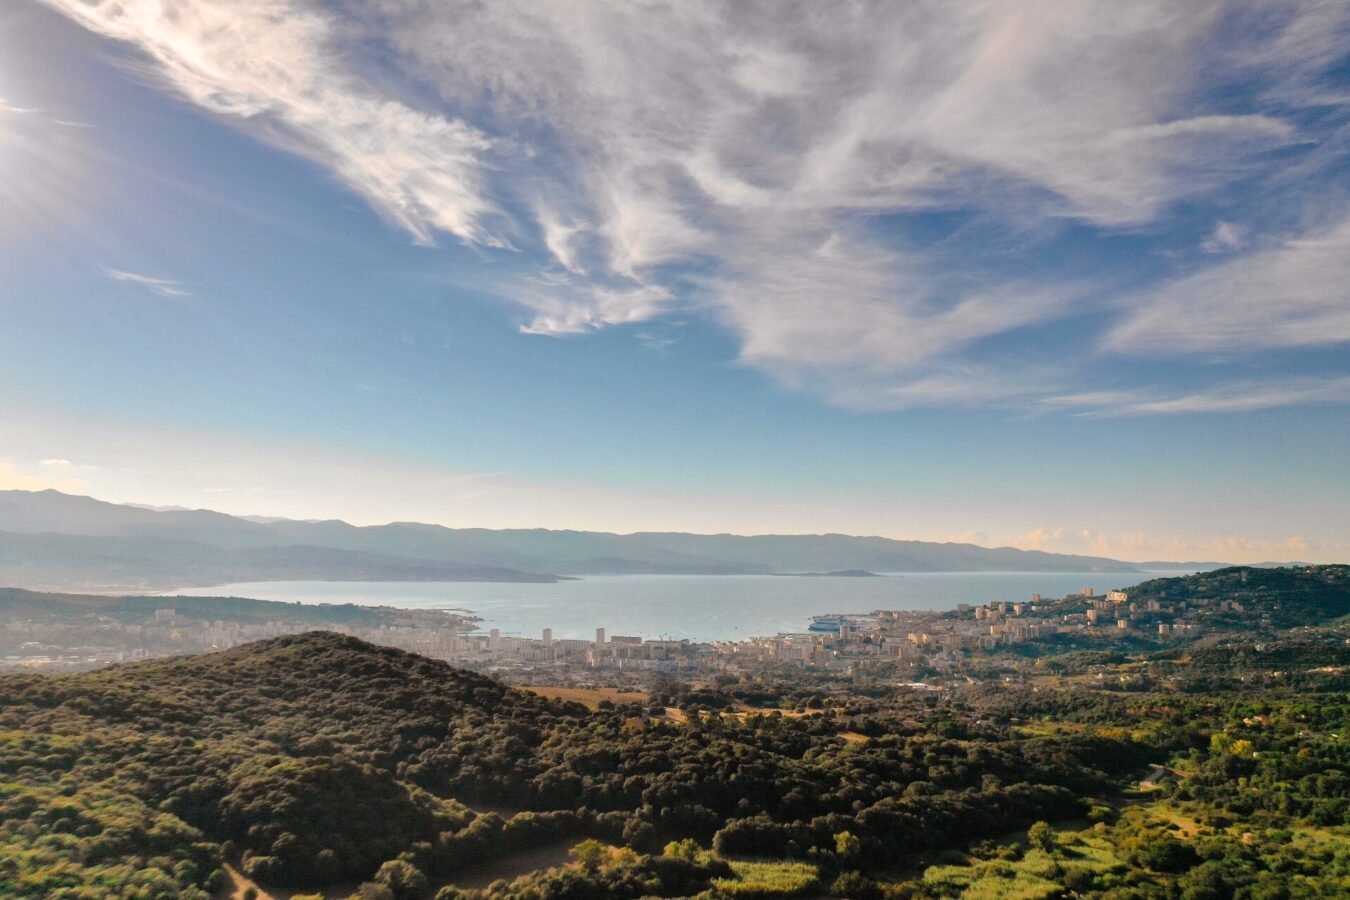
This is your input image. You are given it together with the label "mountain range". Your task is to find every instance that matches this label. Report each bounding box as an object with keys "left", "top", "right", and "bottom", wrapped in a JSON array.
[{"left": 1, "top": 489, "right": 1154, "bottom": 591}]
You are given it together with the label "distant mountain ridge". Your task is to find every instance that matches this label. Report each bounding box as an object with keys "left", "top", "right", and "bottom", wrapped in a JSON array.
[{"left": 0, "top": 489, "right": 1153, "bottom": 591}]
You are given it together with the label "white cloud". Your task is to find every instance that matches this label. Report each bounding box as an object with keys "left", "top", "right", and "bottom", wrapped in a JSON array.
[
  {"left": 44, "top": 0, "right": 1350, "bottom": 410},
  {"left": 515, "top": 279, "right": 673, "bottom": 336},
  {"left": 713, "top": 227, "right": 1082, "bottom": 407},
  {"left": 1004, "top": 526, "right": 1336, "bottom": 564},
  {"left": 39, "top": 458, "right": 72, "bottom": 468},
  {"left": 1107, "top": 214, "right": 1350, "bottom": 353},
  {"left": 1201, "top": 220, "right": 1247, "bottom": 253},
  {"left": 103, "top": 268, "right": 191, "bottom": 298},
  {"left": 0, "top": 460, "right": 88, "bottom": 493},
  {"left": 42, "top": 0, "right": 497, "bottom": 247}
]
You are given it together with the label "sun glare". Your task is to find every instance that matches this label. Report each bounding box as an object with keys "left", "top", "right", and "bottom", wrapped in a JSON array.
[{"left": 0, "top": 100, "right": 95, "bottom": 244}]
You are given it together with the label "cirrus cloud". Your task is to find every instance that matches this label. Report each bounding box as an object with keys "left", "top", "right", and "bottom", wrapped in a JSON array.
[
  {"left": 1107, "top": 213, "right": 1350, "bottom": 353},
  {"left": 42, "top": 0, "right": 1350, "bottom": 414}
]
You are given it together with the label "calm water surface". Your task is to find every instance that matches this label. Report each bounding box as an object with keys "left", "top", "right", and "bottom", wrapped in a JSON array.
[{"left": 172, "top": 571, "right": 1191, "bottom": 642}]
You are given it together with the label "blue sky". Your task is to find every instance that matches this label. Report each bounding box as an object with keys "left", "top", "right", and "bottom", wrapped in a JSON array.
[{"left": 2, "top": 0, "right": 1349, "bottom": 562}]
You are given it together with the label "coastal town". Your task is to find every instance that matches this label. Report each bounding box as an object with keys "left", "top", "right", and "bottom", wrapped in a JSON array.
[{"left": 2, "top": 581, "right": 1247, "bottom": 677}]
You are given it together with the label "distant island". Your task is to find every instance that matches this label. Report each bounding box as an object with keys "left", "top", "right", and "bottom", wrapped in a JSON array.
[{"left": 777, "top": 569, "right": 883, "bottom": 578}]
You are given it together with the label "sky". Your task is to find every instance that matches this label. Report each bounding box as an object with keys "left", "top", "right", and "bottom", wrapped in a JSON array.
[{"left": 1, "top": 0, "right": 1348, "bottom": 563}]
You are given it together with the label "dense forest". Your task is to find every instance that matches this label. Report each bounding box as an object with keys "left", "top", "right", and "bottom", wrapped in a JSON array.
[{"left": 1, "top": 569, "right": 1347, "bottom": 898}]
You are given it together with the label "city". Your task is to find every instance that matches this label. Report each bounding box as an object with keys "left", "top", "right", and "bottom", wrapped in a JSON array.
[{"left": 1, "top": 582, "right": 1248, "bottom": 682}]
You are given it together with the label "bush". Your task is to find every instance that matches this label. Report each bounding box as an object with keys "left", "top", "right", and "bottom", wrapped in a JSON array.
[
  {"left": 1137, "top": 835, "right": 1200, "bottom": 874},
  {"left": 1028, "top": 821, "right": 1054, "bottom": 853},
  {"left": 373, "top": 858, "right": 428, "bottom": 900},
  {"left": 830, "top": 870, "right": 882, "bottom": 899},
  {"left": 1062, "top": 868, "right": 1097, "bottom": 892}
]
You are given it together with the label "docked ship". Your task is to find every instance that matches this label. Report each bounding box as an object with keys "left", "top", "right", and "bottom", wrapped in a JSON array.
[
  {"left": 808, "top": 613, "right": 877, "bottom": 633},
  {"left": 808, "top": 614, "right": 850, "bottom": 633}
]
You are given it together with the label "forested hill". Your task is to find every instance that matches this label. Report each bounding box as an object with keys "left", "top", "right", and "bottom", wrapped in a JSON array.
[
  {"left": 2, "top": 632, "right": 1157, "bottom": 898},
  {"left": 0, "top": 634, "right": 575, "bottom": 896},
  {"left": 1121, "top": 564, "right": 1350, "bottom": 628},
  {"left": 27, "top": 630, "right": 557, "bottom": 730}
]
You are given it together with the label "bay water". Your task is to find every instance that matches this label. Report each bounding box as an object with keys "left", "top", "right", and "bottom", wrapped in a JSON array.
[{"left": 171, "top": 570, "right": 1191, "bottom": 643}]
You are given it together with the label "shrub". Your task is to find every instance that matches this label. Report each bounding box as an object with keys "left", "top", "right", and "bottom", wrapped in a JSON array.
[{"left": 1137, "top": 835, "right": 1200, "bottom": 874}]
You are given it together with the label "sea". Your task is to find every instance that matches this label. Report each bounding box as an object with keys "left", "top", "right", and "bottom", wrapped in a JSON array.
[{"left": 170, "top": 570, "right": 1195, "bottom": 643}]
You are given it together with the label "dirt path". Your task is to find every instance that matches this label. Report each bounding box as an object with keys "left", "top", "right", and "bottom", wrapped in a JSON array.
[
  {"left": 215, "top": 841, "right": 581, "bottom": 898},
  {"left": 217, "top": 863, "right": 267, "bottom": 900},
  {"left": 215, "top": 862, "right": 357, "bottom": 900},
  {"left": 1139, "top": 763, "right": 1169, "bottom": 790}
]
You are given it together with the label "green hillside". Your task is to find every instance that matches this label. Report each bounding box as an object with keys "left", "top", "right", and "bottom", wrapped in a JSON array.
[
  {"left": 2, "top": 618, "right": 1346, "bottom": 898},
  {"left": 1124, "top": 565, "right": 1350, "bottom": 628},
  {"left": 0, "top": 632, "right": 1150, "bottom": 897}
]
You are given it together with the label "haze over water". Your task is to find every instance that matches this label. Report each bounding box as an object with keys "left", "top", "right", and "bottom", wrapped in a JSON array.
[{"left": 173, "top": 571, "right": 1192, "bottom": 643}]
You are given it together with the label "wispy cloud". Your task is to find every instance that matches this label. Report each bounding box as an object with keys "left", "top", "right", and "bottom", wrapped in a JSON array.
[
  {"left": 1044, "top": 376, "right": 1350, "bottom": 417},
  {"left": 713, "top": 228, "right": 1083, "bottom": 408},
  {"left": 42, "top": 0, "right": 498, "bottom": 248},
  {"left": 1107, "top": 213, "right": 1350, "bottom": 353},
  {"left": 0, "top": 98, "right": 40, "bottom": 114},
  {"left": 103, "top": 268, "right": 191, "bottom": 298},
  {"left": 38, "top": 457, "right": 100, "bottom": 472},
  {"left": 0, "top": 96, "right": 90, "bottom": 127},
  {"left": 1201, "top": 220, "right": 1247, "bottom": 253},
  {"left": 42, "top": 0, "right": 1350, "bottom": 413}
]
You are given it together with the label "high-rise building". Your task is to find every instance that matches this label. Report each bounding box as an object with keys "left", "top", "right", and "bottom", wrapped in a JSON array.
[{"left": 595, "top": 627, "right": 606, "bottom": 646}]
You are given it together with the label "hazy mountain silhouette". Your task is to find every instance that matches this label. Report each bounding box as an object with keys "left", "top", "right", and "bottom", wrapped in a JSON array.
[{"left": 0, "top": 489, "right": 1151, "bottom": 591}]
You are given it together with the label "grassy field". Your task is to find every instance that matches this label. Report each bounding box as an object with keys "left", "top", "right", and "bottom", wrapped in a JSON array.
[
  {"left": 917, "top": 797, "right": 1350, "bottom": 899},
  {"left": 919, "top": 828, "right": 1129, "bottom": 899},
  {"left": 713, "top": 859, "right": 822, "bottom": 898}
]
